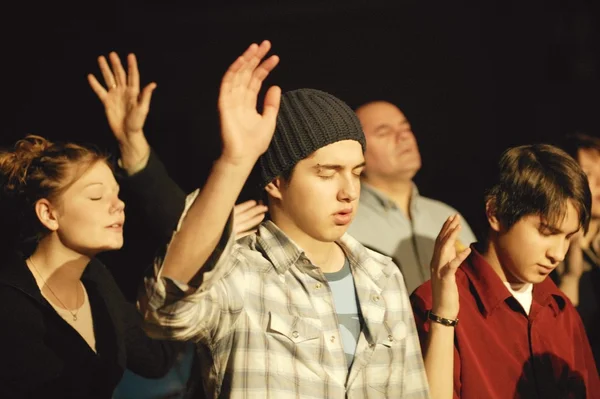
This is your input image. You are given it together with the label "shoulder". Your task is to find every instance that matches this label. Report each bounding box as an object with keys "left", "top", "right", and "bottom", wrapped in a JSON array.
[
  {"left": 84, "top": 258, "right": 118, "bottom": 285},
  {"left": 417, "top": 195, "right": 461, "bottom": 216},
  {"left": 410, "top": 280, "right": 433, "bottom": 306},
  {"left": 0, "top": 284, "right": 45, "bottom": 339}
]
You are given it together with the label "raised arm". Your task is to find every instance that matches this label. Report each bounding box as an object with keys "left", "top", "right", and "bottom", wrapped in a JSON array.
[
  {"left": 161, "top": 40, "right": 280, "bottom": 284},
  {"left": 425, "top": 215, "right": 471, "bottom": 399},
  {"left": 88, "top": 51, "right": 187, "bottom": 240},
  {"left": 88, "top": 51, "right": 270, "bottom": 243},
  {"left": 88, "top": 52, "right": 156, "bottom": 172}
]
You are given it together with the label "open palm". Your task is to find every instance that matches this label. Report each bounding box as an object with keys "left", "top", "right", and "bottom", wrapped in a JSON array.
[
  {"left": 88, "top": 52, "right": 156, "bottom": 144},
  {"left": 218, "top": 41, "right": 281, "bottom": 165},
  {"left": 430, "top": 214, "right": 471, "bottom": 319}
]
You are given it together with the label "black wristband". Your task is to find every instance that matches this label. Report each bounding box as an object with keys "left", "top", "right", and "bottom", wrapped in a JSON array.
[{"left": 427, "top": 310, "right": 459, "bottom": 327}]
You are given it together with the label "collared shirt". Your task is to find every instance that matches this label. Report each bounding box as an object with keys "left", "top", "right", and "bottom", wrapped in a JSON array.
[
  {"left": 410, "top": 246, "right": 600, "bottom": 399},
  {"left": 348, "top": 183, "right": 477, "bottom": 295},
  {"left": 141, "top": 190, "right": 430, "bottom": 399}
]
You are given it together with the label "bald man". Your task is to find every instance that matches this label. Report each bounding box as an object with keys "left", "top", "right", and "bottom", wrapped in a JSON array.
[{"left": 347, "top": 101, "right": 476, "bottom": 294}]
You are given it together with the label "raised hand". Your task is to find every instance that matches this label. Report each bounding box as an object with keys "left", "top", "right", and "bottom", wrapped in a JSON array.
[
  {"left": 430, "top": 215, "right": 472, "bottom": 319},
  {"left": 218, "top": 40, "right": 281, "bottom": 167},
  {"left": 233, "top": 200, "right": 269, "bottom": 239},
  {"left": 88, "top": 52, "right": 156, "bottom": 171}
]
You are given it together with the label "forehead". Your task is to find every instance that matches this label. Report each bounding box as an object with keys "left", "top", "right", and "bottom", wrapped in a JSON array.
[
  {"left": 68, "top": 161, "right": 117, "bottom": 191},
  {"left": 578, "top": 148, "right": 600, "bottom": 166},
  {"left": 528, "top": 199, "right": 581, "bottom": 231},
  {"left": 300, "top": 140, "right": 364, "bottom": 166},
  {"left": 357, "top": 103, "right": 408, "bottom": 130}
]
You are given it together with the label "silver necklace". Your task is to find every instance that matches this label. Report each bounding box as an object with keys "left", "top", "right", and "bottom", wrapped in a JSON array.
[{"left": 28, "top": 257, "right": 81, "bottom": 322}]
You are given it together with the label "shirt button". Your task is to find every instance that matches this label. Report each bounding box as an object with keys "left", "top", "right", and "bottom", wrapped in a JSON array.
[
  {"left": 292, "top": 331, "right": 299, "bottom": 338},
  {"left": 372, "top": 295, "right": 380, "bottom": 302},
  {"left": 388, "top": 335, "right": 394, "bottom": 342},
  {"left": 315, "top": 283, "right": 322, "bottom": 289},
  {"left": 330, "top": 335, "right": 336, "bottom": 343},
  {"left": 369, "top": 343, "right": 375, "bottom": 348}
]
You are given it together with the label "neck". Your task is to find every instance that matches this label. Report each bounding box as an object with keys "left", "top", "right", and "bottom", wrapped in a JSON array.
[
  {"left": 362, "top": 175, "right": 414, "bottom": 217},
  {"left": 29, "top": 235, "right": 91, "bottom": 289},
  {"left": 480, "top": 234, "right": 529, "bottom": 290},
  {"left": 270, "top": 212, "right": 345, "bottom": 274}
]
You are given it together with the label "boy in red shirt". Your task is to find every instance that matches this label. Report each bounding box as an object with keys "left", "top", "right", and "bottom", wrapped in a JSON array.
[{"left": 411, "top": 144, "right": 600, "bottom": 399}]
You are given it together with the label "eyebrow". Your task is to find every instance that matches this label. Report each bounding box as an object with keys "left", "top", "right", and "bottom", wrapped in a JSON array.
[
  {"left": 84, "top": 182, "right": 120, "bottom": 191},
  {"left": 374, "top": 121, "right": 410, "bottom": 133},
  {"left": 374, "top": 123, "right": 393, "bottom": 133},
  {"left": 540, "top": 222, "right": 580, "bottom": 236},
  {"left": 314, "top": 162, "right": 366, "bottom": 171}
]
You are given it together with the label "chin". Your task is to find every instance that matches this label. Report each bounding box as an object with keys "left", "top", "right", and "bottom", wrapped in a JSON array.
[
  {"left": 315, "top": 229, "right": 346, "bottom": 243},
  {"left": 526, "top": 273, "right": 549, "bottom": 285}
]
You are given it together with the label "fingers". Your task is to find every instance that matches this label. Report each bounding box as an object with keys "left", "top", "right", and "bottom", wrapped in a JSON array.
[
  {"left": 243, "top": 41, "right": 277, "bottom": 107},
  {"left": 233, "top": 200, "right": 268, "bottom": 235},
  {"left": 235, "top": 213, "right": 267, "bottom": 236},
  {"left": 236, "top": 229, "right": 257, "bottom": 240},
  {"left": 127, "top": 53, "right": 140, "bottom": 90},
  {"left": 234, "top": 199, "right": 260, "bottom": 215},
  {"left": 434, "top": 215, "right": 460, "bottom": 251},
  {"left": 219, "top": 40, "right": 278, "bottom": 109},
  {"left": 230, "top": 43, "right": 260, "bottom": 99},
  {"left": 109, "top": 52, "right": 127, "bottom": 88},
  {"left": 98, "top": 55, "right": 117, "bottom": 89},
  {"left": 262, "top": 85, "right": 282, "bottom": 122},
  {"left": 236, "top": 41, "right": 270, "bottom": 94},
  {"left": 87, "top": 74, "right": 107, "bottom": 101},
  {"left": 247, "top": 55, "right": 280, "bottom": 107},
  {"left": 139, "top": 82, "right": 157, "bottom": 111},
  {"left": 448, "top": 247, "right": 471, "bottom": 271},
  {"left": 436, "top": 214, "right": 458, "bottom": 244}
]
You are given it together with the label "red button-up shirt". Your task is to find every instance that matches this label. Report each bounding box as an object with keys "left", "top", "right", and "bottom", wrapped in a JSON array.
[{"left": 410, "top": 246, "right": 600, "bottom": 399}]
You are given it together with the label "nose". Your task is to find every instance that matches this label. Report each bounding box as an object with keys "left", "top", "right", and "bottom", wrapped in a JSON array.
[
  {"left": 547, "top": 237, "right": 569, "bottom": 265},
  {"left": 110, "top": 197, "right": 126, "bottom": 214},
  {"left": 338, "top": 175, "right": 360, "bottom": 202},
  {"left": 395, "top": 129, "right": 413, "bottom": 144}
]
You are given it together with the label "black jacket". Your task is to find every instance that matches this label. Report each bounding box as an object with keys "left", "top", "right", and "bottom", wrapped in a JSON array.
[{"left": 0, "top": 251, "right": 181, "bottom": 398}]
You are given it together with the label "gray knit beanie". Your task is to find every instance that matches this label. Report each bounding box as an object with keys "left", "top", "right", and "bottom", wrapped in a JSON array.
[{"left": 258, "top": 88, "right": 366, "bottom": 188}]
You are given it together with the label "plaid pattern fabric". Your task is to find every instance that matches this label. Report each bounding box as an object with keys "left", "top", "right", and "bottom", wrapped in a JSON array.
[{"left": 140, "top": 190, "right": 430, "bottom": 398}]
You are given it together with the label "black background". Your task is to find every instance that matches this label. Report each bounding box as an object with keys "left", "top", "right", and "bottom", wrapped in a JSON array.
[{"left": 2, "top": 0, "right": 599, "bottom": 298}]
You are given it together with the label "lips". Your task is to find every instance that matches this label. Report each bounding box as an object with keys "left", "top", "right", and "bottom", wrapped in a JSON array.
[
  {"left": 333, "top": 208, "right": 353, "bottom": 225},
  {"left": 106, "top": 220, "right": 125, "bottom": 229},
  {"left": 537, "top": 264, "right": 555, "bottom": 273}
]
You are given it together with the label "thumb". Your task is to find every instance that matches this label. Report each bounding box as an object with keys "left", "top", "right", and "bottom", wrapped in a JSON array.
[{"left": 139, "top": 82, "right": 157, "bottom": 110}]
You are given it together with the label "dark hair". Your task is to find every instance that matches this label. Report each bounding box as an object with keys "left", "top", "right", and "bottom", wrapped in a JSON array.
[
  {"left": 559, "top": 132, "right": 600, "bottom": 161},
  {"left": 0, "top": 134, "right": 109, "bottom": 250},
  {"left": 256, "top": 165, "right": 295, "bottom": 215},
  {"left": 485, "top": 143, "right": 591, "bottom": 233}
]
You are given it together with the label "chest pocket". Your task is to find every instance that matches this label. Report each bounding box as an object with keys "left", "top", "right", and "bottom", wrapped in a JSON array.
[
  {"left": 267, "top": 312, "right": 321, "bottom": 343},
  {"left": 266, "top": 311, "right": 322, "bottom": 382},
  {"left": 366, "top": 319, "right": 408, "bottom": 393}
]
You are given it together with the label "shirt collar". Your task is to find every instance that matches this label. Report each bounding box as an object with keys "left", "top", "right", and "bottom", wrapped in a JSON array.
[
  {"left": 255, "top": 221, "right": 305, "bottom": 275},
  {"left": 254, "top": 220, "right": 394, "bottom": 286},
  {"left": 360, "top": 182, "right": 421, "bottom": 213},
  {"left": 462, "top": 244, "right": 568, "bottom": 317}
]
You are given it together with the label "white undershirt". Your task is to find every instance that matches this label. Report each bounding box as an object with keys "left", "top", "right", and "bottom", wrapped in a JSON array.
[{"left": 504, "top": 282, "right": 534, "bottom": 315}]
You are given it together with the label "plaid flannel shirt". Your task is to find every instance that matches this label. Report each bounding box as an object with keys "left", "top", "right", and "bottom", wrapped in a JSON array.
[{"left": 141, "top": 190, "right": 430, "bottom": 398}]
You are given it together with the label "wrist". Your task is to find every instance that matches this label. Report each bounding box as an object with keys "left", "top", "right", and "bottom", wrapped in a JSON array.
[
  {"left": 216, "top": 154, "right": 258, "bottom": 171},
  {"left": 118, "top": 135, "right": 151, "bottom": 175},
  {"left": 427, "top": 310, "right": 459, "bottom": 327},
  {"left": 430, "top": 305, "right": 458, "bottom": 321}
]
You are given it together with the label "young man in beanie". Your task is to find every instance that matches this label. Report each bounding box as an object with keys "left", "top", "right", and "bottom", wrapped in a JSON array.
[
  {"left": 138, "top": 42, "right": 431, "bottom": 398},
  {"left": 411, "top": 144, "right": 600, "bottom": 398}
]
